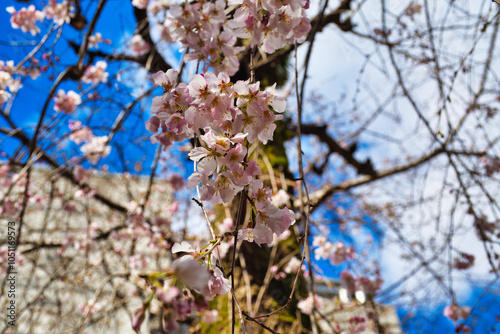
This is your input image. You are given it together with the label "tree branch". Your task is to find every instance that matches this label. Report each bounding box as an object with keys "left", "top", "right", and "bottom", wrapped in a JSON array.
[
  {"left": 299, "top": 147, "right": 446, "bottom": 209},
  {"left": 300, "top": 123, "right": 375, "bottom": 176}
]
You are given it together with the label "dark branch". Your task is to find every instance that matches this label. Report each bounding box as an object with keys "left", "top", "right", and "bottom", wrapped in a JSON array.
[{"left": 299, "top": 123, "right": 375, "bottom": 176}]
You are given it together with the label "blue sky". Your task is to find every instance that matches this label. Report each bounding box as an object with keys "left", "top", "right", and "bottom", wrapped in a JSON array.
[{"left": 0, "top": 1, "right": 161, "bottom": 173}]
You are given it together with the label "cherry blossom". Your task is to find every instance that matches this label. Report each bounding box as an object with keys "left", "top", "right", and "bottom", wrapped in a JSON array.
[
  {"left": 201, "top": 309, "right": 219, "bottom": 324},
  {"left": 68, "top": 121, "right": 93, "bottom": 144},
  {"left": 202, "top": 267, "right": 231, "bottom": 300},
  {"left": 159, "top": 0, "right": 244, "bottom": 75},
  {"left": 132, "top": 0, "right": 149, "bottom": 9},
  {"left": 271, "top": 189, "right": 290, "bottom": 207},
  {"left": 0, "top": 71, "right": 21, "bottom": 94},
  {"left": 444, "top": 304, "right": 470, "bottom": 322},
  {"left": 284, "top": 256, "right": 303, "bottom": 274},
  {"left": 148, "top": 1, "right": 164, "bottom": 15},
  {"left": 0, "top": 90, "right": 10, "bottom": 106},
  {"left": 53, "top": 90, "right": 82, "bottom": 114},
  {"left": 129, "top": 34, "right": 150, "bottom": 56},
  {"left": 79, "top": 301, "right": 102, "bottom": 316},
  {"left": 171, "top": 256, "right": 210, "bottom": 291},
  {"left": 88, "top": 32, "right": 111, "bottom": 49},
  {"left": 130, "top": 240, "right": 231, "bottom": 330},
  {"left": 6, "top": 5, "right": 45, "bottom": 36},
  {"left": 0, "top": 60, "right": 15, "bottom": 73},
  {"left": 80, "top": 136, "right": 111, "bottom": 164},
  {"left": 81, "top": 61, "right": 108, "bottom": 84},
  {"left": 43, "top": 0, "right": 74, "bottom": 26},
  {"left": 356, "top": 275, "right": 383, "bottom": 296},
  {"left": 483, "top": 157, "right": 500, "bottom": 176},
  {"left": 312, "top": 236, "right": 356, "bottom": 264},
  {"left": 228, "top": 0, "right": 310, "bottom": 53},
  {"left": 297, "top": 293, "right": 322, "bottom": 315}
]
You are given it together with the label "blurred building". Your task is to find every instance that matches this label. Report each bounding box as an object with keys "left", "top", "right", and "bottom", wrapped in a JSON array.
[
  {"left": 314, "top": 279, "right": 402, "bottom": 334},
  {"left": 0, "top": 166, "right": 174, "bottom": 333}
]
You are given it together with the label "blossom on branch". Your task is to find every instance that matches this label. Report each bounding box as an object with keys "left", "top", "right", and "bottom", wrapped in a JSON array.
[
  {"left": 132, "top": 0, "right": 149, "bottom": 9},
  {"left": 6, "top": 5, "right": 45, "bottom": 36},
  {"left": 43, "top": 0, "right": 74, "bottom": 26},
  {"left": 53, "top": 90, "right": 81, "bottom": 114},
  {"left": 81, "top": 61, "right": 109, "bottom": 85},
  {"left": 80, "top": 136, "right": 111, "bottom": 164},
  {"left": 88, "top": 32, "right": 111, "bottom": 49},
  {"left": 129, "top": 34, "right": 150, "bottom": 56}
]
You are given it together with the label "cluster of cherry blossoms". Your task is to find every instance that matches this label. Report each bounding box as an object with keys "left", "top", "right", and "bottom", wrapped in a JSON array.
[
  {"left": 88, "top": 32, "right": 111, "bottom": 49},
  {"left": 6, "top": 1, "right": 74, "bottom": 36},
  {"left": 68, "top": 121, "right": 111, "bottom": 164},
  {"left": 156, "top": 0, "right": 310, "bottom": 75},
  {"left": 129, "top": 34, "right": 151, "bottom": 56},
  {"left": 81, "top": 61, "right": 109, "bottom": 85},
  {"left": 297, "top": 293, "right": 323, "bottom": 315},
  {"left": 269, "top": 256, "right": 305, "bottom": 280},
  {"left": 132, "top": 0, "right": 150, "bottom": 9},
  {"left": 6, "top": 5, "right": 45, "bottom": 36},
  {"left": 146, "top": 68, "right": 295, "bottom": 245},
  {"left": 443, "top": 304, "right": 471, "bottom": 333},
  {"left": 443, "top": 304, "right": 470, "bottom": 322},
  {"left": 53, "top": 89, "right": 81, "bottom": 114},
  {"left": 228, "top": 0, "right": 311, "bottom": 53},
  {"left": 237, "top": 179, "right": 295, "bottom": 244},
  {"left": 0, "top": 60, "right": 43, "bottom": 107},
  {"left": 133, "top": 241, "right": 230, "bottom": 332},
  {"left": 159, "top": 0, "right": 244, "bottom": 75},
  {"left": 43, "top": 0, "right": 74, "bottom": 26},
  {"left": 0, "top": 61, "right": 20, "bottom": 104},
  {"left": 312, "top": 235, "right": 357, "bottom": 265}
]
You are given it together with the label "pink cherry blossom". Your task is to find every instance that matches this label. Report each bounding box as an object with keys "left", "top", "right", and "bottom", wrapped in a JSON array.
[
  {"left": 356, "top": 276, "right": 383, "bottom": 296},
  {"left": 160, "top": 0, "right": 244, "bottom": 75},
  {"left": 129, "top": 34, "right": 150, "bottom": 56},
  {"left": 221, "top": 144, "right": 247, "bottom": 171},
  {"left": 53, "top": 89, "right": 82, "bottom": 114},
  {"left": 146, "top": 70, "right": 295, "bottom": 246},
  {"left": 348, "top": 316, "right": 367, "bottom": 333},
  {"left": 284, "top": 256, "right": 303, "bottom": 274},
  {"left": 81, "top": 61, "right": 108, "bottom": 84},
  {"left": 202, "top": 267, "right": 231, "bottom": 300},
  {"left": 69, "top": 124, "right": 93, "bottom": 144},
  {"left": 152, "top": 69, "right": 178, "bottom": 92},
  {"left": 444, "top": 304, "right": 470, "bottom": 322},
  {"left": 88, "top": 32, "right": 111, "bottom": 49},
  {"left": 0, "top": 71, "right": 21, "bottom": 93},
  {"left": 211, "top": 172, "right": 244, "bottom": 203},
  {"left": 172, "top": 241, "right": 199, "bottom": 256},
  {"left": 43, "top": 0, "right": 74, "bottom": 26},
  {"left": 80, "top": 136, "right": 111, "bottom": 163},
  {"left": 0, "top": 90, "right": 10, "bottom": 106},
  {"left": 271, "top": 189, "right": 290, "bottom": 207},
  {"left": 201, "top": 309, "right": 219, "bottom": 324},
  {"left": 297, "top": 294, "right": 322, "bottom": 315},
  {"left": 132, "top": 0, "right": 149, "bottom": 9},
  {"left": 6, "top": 5, "right": 45, "bottom": 36},
  {"left": 171, "top": 255, "right": 211, "bottom": 291},
  {"left": 313, "top": 237, "right": 356, "bottom": 265}
]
